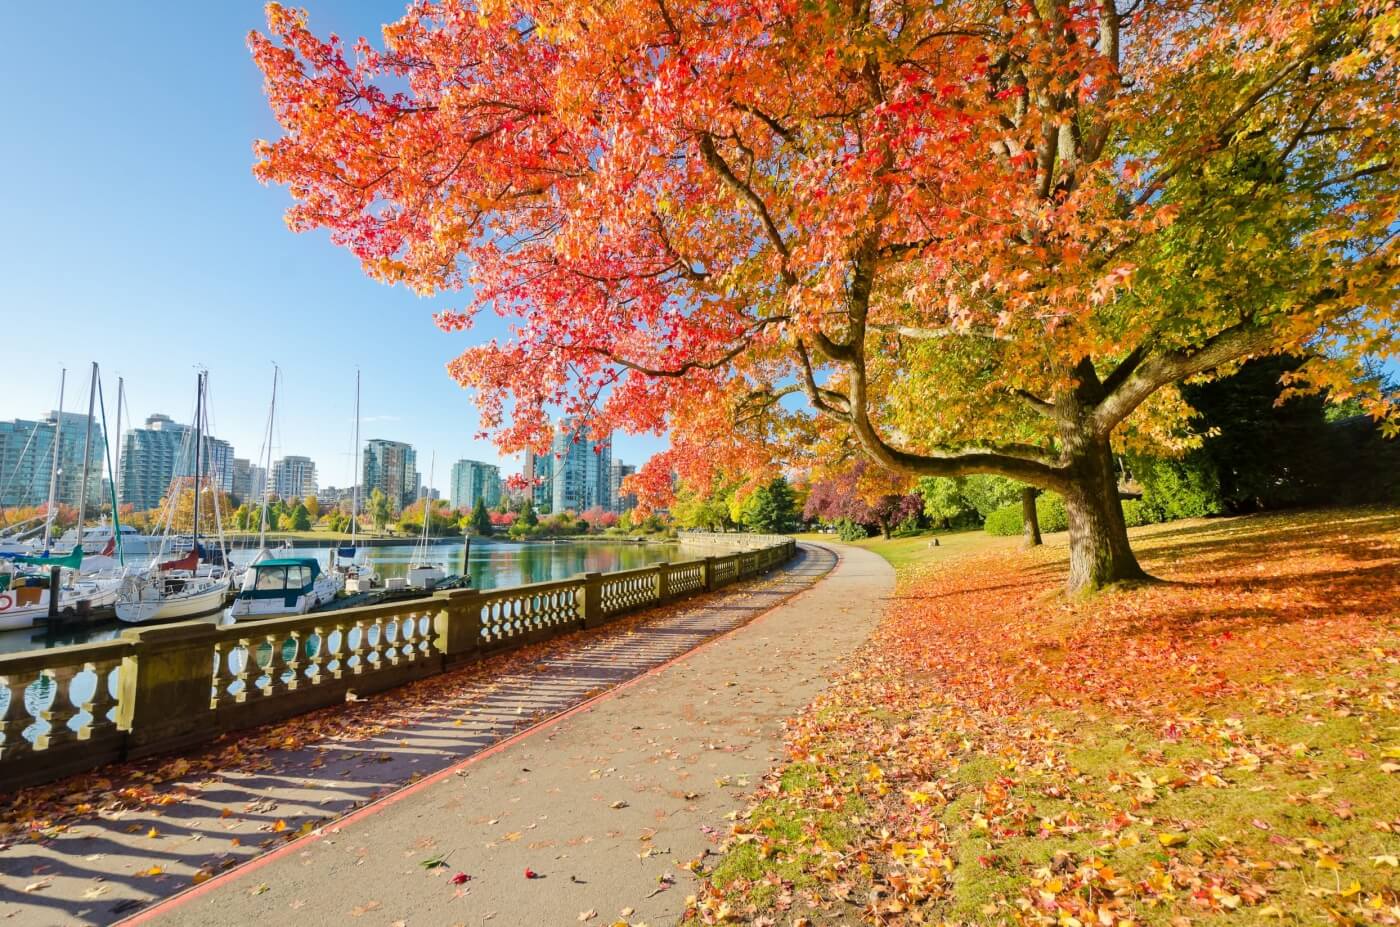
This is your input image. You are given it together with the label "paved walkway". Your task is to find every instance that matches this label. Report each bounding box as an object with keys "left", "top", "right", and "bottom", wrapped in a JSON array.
[
  {"left": 121, "top": 542, "right": 890, "bottom": 926},
  {"left": 0, "top": 543, "right": 892, "bottom": 926}
]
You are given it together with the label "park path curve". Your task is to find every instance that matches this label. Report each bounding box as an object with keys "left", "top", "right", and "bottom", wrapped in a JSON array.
[{"left": 124, "top": 542, "right": 891, "bottom": 926}]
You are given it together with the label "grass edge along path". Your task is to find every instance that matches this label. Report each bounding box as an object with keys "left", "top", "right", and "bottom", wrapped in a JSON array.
[{"left": 691, "top": 508, "right": 1400, "bottom": 926}]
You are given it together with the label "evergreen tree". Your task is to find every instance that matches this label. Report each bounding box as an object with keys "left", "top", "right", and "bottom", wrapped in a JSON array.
[
  {"left": 288, "top": 502, "right": 312, "bottom": 531},
  {"left": 519, "top": 496, "right": 539, "bottom": 527},
  {"left": 741, "top": 478, "right": 798, "bottom": 534},
  {"left": 470, "top": 498, "right": 494, "bottom": 537}
]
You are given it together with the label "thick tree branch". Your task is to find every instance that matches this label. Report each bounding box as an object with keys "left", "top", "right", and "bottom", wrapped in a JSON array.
[
  {"left": 697, "top": 133, "right": 796, "bottom": 287},
  {"left": 1091, "top": 323, "right": 1278, "bottom": 434}
]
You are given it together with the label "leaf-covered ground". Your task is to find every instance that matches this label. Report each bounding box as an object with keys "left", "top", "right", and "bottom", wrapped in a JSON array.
[{"left": 691, "top": 508, "right": 1400, "bottom": 926}]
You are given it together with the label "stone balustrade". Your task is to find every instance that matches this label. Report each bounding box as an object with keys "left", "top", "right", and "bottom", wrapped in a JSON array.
[{"left": 0, "top": 535, "right": 796, "bottom": 791}]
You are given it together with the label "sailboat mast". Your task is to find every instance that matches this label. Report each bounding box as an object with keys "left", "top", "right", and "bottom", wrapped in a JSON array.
[
  {"left": 351, "top": 370, "right": 360, "bottom": 542},
  {"left": 75, "top": 361, "right": 98, "bottom": 543},
  {"left": 113, "top": 377, "right": 124, "bottom": 507},
  {"left": 97, "top": 375, "right": 125, "bottom": 565},
  {"left": 257, "top": 366, "right": 278, "bottom": 547},
  {"left": 42, "top": 368, "right": 67, "bottom": 550},
  {"left": 421, "top": 452, "right": 435, "bottom": 547},
  {"left": 192, "top": 371, "right": 203, "bottom": 554}
]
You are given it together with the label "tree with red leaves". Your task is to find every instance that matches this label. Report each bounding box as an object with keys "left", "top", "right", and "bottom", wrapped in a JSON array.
[{"left": 252, "top": 0, "right": 1397, "bottom": 592}]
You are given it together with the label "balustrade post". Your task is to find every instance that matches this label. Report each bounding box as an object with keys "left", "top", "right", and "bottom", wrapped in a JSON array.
[
  {"left": 580, "top": 572, "right": 604, "bottom": 628},
  {"left": 434, "top": 588, "right": 482, "bottom": 667},
  {"left": 117, "top": 622, "right": 222, "bottom": 756},
  {"left": 702, "top": 556, "right": 717, "bottom": 592},
  {"left": 35, "top": 666, "right": 79, "bottom": 750},
  {"left": 655, "top": 563, "right": 670, "bottom": 603},
  {"left": 82, "top": 659, "right": 120, "bottom": 740},
  {"left": 0, "top": 674, "right": 35, "bottom": 763}
]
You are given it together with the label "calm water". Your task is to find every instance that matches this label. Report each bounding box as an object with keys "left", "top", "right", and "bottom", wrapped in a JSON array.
[{"left": 0, "top": 539, "right": 680, "bottom": 657}]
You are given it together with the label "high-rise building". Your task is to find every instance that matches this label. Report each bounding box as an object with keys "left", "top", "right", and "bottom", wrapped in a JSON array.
[
  {"left": 609, "top": 460, "right": 637, "bottom": 513},
  {"left": 0, "top": 411, "right": 103, "bottom": 509},
  {"left": 119, "top": 414, "right": 195, "bottom": 512},
  {"left": 205, "top": 437, "right": 234, "bottom": 494},
  {"left": 550, "top": 419, "right": 611, "bottom": 514},
  {"left": 363, "top": 439, "right": 418, "bottom": 510},
  {"left": 523, "top": 449, "right": 552, "bottom": 511},
  {"left": 247, "top": 464, "right": 267, "bottom": 505},
  {"left": 450, "top": 459, "right": 503, "bottom": 510},
  {"left": 270, "top": 456, "right": 317, "bottom": 500},
  {"left": 231, "top": 458, "right": 254, "bottom": 503}
]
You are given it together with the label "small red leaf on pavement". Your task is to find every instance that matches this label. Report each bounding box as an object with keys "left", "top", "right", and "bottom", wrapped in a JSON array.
[
  {"left": 450, "top": 872, "right": 471, "bottom": 885},
  {"left": 524, "top": 868, "right": 539, "bottom": 879}
]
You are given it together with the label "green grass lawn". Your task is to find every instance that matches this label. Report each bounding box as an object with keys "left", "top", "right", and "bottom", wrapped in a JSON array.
[{"left": 794, "top": 528, "right": 1014, "bottom": 573}]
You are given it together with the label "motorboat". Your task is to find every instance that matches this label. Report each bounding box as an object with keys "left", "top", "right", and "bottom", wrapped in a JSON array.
[
  {"left": 55, "top": 522, "right": 169, "bottom": 557},
  {"left": 227, "top": 556, "right": 343, "bottom": 620}
]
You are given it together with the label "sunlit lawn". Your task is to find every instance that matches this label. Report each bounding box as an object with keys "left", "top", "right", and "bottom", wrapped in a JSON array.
[
  {"left": 794, "top": 527, "right": 1015, "bottom": 573},
  {"left": 701, "top": 509, "right": 1400, "bottom": 925}
]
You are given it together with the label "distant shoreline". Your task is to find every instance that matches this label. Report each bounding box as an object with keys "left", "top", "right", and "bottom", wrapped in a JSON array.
[{"left": 213, "top": 533, "right": 674, "bottom": 549}]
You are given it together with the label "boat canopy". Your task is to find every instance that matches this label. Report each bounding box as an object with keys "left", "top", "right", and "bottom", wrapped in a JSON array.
[
  {"left": 6, "top": 547, "right": 83, "bottom": 570},
  {"left": 236, "top": 558, "right": 323, "bottom": 601}
]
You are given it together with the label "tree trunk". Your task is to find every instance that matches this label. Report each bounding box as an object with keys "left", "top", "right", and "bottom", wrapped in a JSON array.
[
  {"left": 1062, "top": 432, "right": 1149, "bottom": 593},
  {"left": 1020, "top": 487, "right": 1042, "bottom": 547},
  {"left": 880, "top": 520, "right": 892, "bottom": 540}
]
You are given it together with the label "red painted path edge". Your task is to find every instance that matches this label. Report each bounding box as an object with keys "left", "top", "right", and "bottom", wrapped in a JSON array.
[{"left": 118, "top": 543, "right": 841, "bottom": 925}]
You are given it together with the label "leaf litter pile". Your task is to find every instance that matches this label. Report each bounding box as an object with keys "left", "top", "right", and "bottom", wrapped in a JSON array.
[{"left": 690, "top": 508, "right": 1399, "bottom": 925}]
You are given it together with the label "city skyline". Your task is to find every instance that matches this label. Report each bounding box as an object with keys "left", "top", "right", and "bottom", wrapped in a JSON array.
[{"left": 2, "top": 396, "right": 644, "bottom": 516}]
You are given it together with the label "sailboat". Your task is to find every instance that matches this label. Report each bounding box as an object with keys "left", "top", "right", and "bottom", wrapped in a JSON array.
[
  {"left": 0, "top": 366, "right": 122, "bottom": 627},
  {"left": 115, "top": 371, "right": 232, "bottom": 623},
  {"left": 0, "top": 547, "right": 121, "bottom": 630},
  {"left": 334, "top": 370, "right": 379, "bottom": 594},
  {"left": 402, "top": 452, "right": 445, "bottom": 591}
]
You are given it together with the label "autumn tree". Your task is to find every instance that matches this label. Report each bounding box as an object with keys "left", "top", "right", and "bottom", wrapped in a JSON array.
[
  {"left": 367, "top": 488, "right": 391, "bottom": 532},
  {"left": 253, "top": 0, "right": 1397, "bottom": 592}
]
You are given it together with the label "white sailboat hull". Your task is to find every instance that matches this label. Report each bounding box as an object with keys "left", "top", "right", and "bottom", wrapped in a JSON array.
[
  {"left": 0, "top": 577, "right": 122, "bottom": 631},
  {"left": 116, "top": 577, "right": 230, "bottom": 624},
  {"left": 406, "top": 564, "right": 445, "bottom": 590}
]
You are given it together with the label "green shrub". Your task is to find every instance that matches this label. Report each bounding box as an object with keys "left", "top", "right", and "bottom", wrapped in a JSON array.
[
  {"left": 1129, "top": 453, "right": 1224, "bottom": 522},
  {"left": 835, "top": 518, "right": 868, "bottom": 542},
  {"left": 1037, "top": 493, "right": 1068, "bottom": 533},
  {"left": 983, "top": 492, "right": 1068, "bottom": 536},
  {"left": 982, "top": 505, "right": 1022, "bottom": 536},
  {"left": 1120, "top": 498, "right": 1152, "bottom": 527}
]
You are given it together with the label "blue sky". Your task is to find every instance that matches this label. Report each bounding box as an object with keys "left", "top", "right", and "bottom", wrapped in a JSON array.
[{"left": 0, "top": 2, "right": 668, "bottom": 492}]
